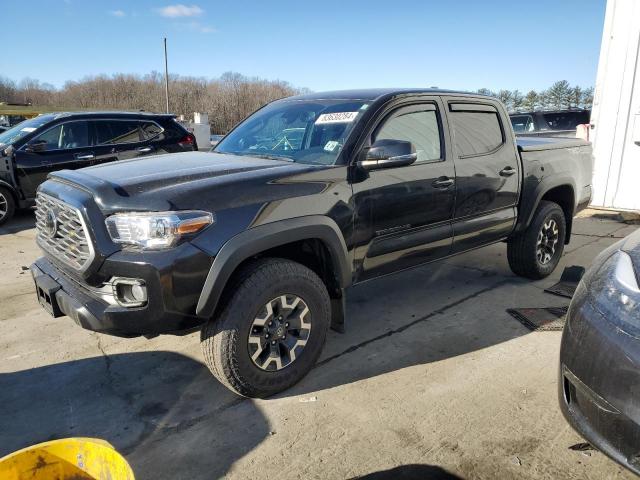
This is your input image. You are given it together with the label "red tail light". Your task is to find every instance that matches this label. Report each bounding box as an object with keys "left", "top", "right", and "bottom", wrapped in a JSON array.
[{"left": 178, "top": 133, "right": 196, "bottom": 149}]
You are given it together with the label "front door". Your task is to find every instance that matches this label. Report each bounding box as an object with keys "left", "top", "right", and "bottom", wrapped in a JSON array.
[
  {"left": 14, "top": 120, "right": 93, "bottom": 199},
  {"left": 351, "top": 99, "right": 456, "bottom": 281}
]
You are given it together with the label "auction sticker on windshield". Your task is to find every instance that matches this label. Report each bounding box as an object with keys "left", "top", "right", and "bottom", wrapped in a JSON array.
[{"left": 315, "top": 112, "right": 359, "bottom": 124}]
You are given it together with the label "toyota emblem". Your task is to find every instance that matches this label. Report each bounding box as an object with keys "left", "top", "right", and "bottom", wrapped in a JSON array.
[{"left": 43, "top": 208, "right": 58, "bottom": 238}]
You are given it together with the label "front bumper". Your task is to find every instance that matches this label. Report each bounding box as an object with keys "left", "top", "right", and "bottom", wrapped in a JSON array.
[
  {"left": 31, "top": 242, "right": 213, "bottom": 337},
  {"left": 559, "top": 283, "right": 640, "bottom": 475}
]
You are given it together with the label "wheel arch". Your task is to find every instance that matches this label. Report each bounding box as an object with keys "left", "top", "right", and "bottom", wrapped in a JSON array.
[
  {"left": 515, "top": 178, "right": 577, "bottom": 244},
  {"left": 0, "top": 179, "right": 19, "bottom": 201},
  {"left": 196, "top": 216, "right": 351, "bottom": 320}
]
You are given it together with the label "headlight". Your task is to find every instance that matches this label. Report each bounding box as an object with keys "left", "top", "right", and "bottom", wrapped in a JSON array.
[
  {"left": 588, "top": 250, "right": 640, "bottom": 334},
  {"left": 105, "top": 211, "right": 214, "bottom": 249}
]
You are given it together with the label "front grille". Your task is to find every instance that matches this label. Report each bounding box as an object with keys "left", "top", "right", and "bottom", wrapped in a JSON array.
[{"left": 35, "top": 193, "right": 94, "bottom": 270}]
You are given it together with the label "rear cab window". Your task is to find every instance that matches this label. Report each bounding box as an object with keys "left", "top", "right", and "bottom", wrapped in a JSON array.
[{"left": 448, "top": 103, "right": 504, "bottom": 157}]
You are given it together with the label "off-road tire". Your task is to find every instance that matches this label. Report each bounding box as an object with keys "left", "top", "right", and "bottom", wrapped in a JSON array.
[
  {"left": 0, "top": 187, "right": 16, "bottom": 226},
  {"left": 507, "top": 200, "right": 566, "bottom": 279},
  {"left": 200, "top": 257, "right": 331, "bottom": 398}
]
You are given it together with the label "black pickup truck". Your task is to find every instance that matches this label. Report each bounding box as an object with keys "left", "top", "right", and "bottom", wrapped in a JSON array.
[{"left": 31, "top": 89, "right": 593, "bottom": 397}]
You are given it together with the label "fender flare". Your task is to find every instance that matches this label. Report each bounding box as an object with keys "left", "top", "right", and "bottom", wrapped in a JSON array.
[
  {"left": 196, "top": 215, "right": 351, "bottom": 318},
  {"left": 514, "top": 176, "right": 577, "bottom": 235}
]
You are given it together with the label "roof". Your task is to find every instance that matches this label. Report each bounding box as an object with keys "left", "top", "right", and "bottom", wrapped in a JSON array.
[
  {"left": 47, "top": 111, "right": 175, "bottom": 118},
  {"left": 283, "top": 88, "right": 482, "bottom": 102}
]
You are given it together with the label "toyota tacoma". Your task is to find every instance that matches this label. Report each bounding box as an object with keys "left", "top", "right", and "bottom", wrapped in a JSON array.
[{"left": 31, "top": 89, "right": 593, "bottom": 397}]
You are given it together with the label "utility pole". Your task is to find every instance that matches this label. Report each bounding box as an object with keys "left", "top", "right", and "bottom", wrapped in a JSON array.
[{"left": 164, "top": 37, "right": 170, "bottom": 113}]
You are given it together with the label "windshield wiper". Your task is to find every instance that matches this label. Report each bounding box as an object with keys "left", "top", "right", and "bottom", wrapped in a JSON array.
[{"left": 248, "top": 153, "right": 294, "bottom": 162}]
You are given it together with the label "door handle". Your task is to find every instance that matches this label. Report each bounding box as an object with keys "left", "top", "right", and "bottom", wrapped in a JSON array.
[
  {"left": 499, "top": 166, "right": 516, "bottom": 177},
  {"left": 432, "top": 177, "right": 455, "bottom": 189},
  {"left": 75, "top": 153, "right": 95, "bottom": 160},
  {"left": 137, "top": 146, "right": 154, "bottom": 153}
]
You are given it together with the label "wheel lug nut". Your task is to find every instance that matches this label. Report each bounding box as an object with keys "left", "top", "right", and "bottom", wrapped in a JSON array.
[
  {"left": 285, "top": 322, "right": 289, "bottom": 327},
  {"left": 269, "top": 321, "right": 273, "bottom": 326},
  {"left": 271, "top": 340, "right": 276, "bottom": 345},
  {"left": 265, "top": 333, "right": 269, "bottom": 338}
]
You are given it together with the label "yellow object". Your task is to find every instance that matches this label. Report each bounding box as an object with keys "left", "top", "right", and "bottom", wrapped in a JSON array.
[{"left": 0, "top": 438, "right": 135, "bottom": 480}]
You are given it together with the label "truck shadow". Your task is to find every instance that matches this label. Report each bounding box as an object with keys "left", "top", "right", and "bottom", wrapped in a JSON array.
[
  {"left": 0, "top": 351, "right": 269, "bottom": 479},
  {"left": 286, "top": 252, "right": 544, "bottom": 397},
  {"left": 0, "top": 209, "right": 35, "bottom": 235}
]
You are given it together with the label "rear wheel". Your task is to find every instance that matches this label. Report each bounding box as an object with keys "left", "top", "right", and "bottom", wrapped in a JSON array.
[
  {"left": 0, "top": 187, "right": 16, "bottom": 226},
  {"left": 200, "top": 258, "right": 331, "bottom": 397},
  {"left": 507, "top": 200, "right": 566, "bottom": 279}
]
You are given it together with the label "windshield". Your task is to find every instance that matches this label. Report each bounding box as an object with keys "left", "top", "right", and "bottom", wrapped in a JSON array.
[
  {"left": 0, "top": 115, "right": 56, "bottom": 146},
  {"left": 215, "top": 99, "right": 370, "bottom": 165}
]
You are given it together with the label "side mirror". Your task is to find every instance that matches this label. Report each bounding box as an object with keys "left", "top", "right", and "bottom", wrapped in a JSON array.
[
  {"left": 25, "top": 140, "right": 47, "bottom": 153},
  {"left": 358, "top": 139, "right": 417, "bottom": 171}
]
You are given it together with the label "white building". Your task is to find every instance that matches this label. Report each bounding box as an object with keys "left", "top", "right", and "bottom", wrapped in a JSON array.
[{"left": 590, "top": 0, "right": 640, "bottom": 211}]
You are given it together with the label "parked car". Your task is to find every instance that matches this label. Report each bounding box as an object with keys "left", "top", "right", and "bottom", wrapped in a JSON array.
[
  {"left": 559, "top": 227, "right": 640, "bottom": 476},
  {"left": 510, "top": 109, "right": 591, "bottom": 137},
  {"left": 0, "top": 112, "right": 197, "bottom": 224},
  {"left": 30, "top": 88, "right": 593, "bottom": 397}
]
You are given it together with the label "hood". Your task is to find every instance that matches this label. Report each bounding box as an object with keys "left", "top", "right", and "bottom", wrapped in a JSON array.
[{"left": 46, "top": 151, "right": 328, "bottom": 213}]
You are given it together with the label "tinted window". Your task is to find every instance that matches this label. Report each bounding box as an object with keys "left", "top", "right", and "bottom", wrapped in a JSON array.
[
  {"left": 542, "top": 111, "right": 590, "bottom": 131},
  {"left": 94, "top": 120, "right": 143, "bottom": 145},
  {"left": 141, "top": 121, "right": 163, "bottom": 140},
  {"left": 510, "top": 115, "right": 535, "bottom": 133},
  {"left": 33, "top": 121, "right": 90, "bottom": 150},
  {"left": 450, "top": 110, "right": 503, "bottom": 156},
  {"left": 375, "top": 107, "right": 441, "bottom": 162}
]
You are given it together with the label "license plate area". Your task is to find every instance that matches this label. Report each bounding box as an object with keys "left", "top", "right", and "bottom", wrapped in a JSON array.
[{"left": 34, "top": 272, "right": 63, "bottom": 317}]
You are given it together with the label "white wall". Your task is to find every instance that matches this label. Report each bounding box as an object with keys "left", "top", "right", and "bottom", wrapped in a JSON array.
[{"left": 591, "top": 0, "right": 640, "bottom": 211}]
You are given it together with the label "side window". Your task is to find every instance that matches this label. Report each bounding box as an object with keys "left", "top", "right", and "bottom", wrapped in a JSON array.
[
  {"left": 140, "top": 121, "right": 163, "bottom": 140},
  {"left": 449, "top": 105, "right": 504, "bottom": 157},
  {"left": 33, "top": 124, "right": 63, "bottom": 150},
  {"left": 374, "top": 106, "right": 442, "bottom": 163},
  {"left": 32, "top": 121, "right": 90, "bottom": 150},
  {"left": 94, "top": 121, "right": 143, "bottom": 145}
]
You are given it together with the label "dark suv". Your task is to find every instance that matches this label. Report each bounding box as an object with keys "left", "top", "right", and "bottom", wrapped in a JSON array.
[{"left": 0, "top": 112, "right": 197, "bottom": 224}]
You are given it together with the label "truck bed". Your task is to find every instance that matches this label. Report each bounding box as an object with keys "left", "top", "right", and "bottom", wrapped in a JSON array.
[{"left": 516, "top": 136, "right": 590, "bottom": 152}]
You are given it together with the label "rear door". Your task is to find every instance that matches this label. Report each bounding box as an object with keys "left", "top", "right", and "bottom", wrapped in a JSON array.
[
  {"left": 444, "top": 98, "right": 520, "bottom": 252},
  {"left": 96, "top": 119, "right": 159, "bottom": 161},
  {"left": 14, "top": 120, "right": 93, "bottom": 199}
]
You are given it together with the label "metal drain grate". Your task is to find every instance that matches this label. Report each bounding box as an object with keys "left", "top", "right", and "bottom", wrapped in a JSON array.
[
  {"left": 544, "top": 266, "right": 585, "bottom": 299},
  {"left": 507, "top": 306, "right": 568, "bottom": 331}
]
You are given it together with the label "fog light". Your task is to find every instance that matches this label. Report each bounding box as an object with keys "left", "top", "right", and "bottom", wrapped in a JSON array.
[{"left": 112, "top": 278, "right": 147, "bottom": 307}]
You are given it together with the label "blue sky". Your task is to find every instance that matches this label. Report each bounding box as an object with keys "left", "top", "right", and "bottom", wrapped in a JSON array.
[{"left": 4, "top": 0, "right": 606, "bottom": 92}]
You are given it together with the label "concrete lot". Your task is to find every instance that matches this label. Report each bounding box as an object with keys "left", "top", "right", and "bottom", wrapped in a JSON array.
[{"left": 1, "top": 210, "right": 638, "bottom": 480}]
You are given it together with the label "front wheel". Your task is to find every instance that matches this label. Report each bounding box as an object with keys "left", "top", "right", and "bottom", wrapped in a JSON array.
[
  {"left": 507, "top": 200, "right": 566, "bottom": 279},
  {"left": 200, "top": 258, "right": 331, "bottom": 398}
]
